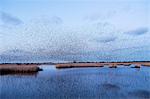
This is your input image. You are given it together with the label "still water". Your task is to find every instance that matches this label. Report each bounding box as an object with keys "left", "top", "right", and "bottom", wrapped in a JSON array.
[{"left": 0, "top": 65, "right": 150, "bottom": 99}]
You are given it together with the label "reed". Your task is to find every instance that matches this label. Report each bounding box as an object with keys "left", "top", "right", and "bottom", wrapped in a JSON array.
[
  {"left": 56, "top": 62, "right": 150, "bottom": 68},
  {"left": 0, "top": 65, "right": 42, "bottom": 75}
]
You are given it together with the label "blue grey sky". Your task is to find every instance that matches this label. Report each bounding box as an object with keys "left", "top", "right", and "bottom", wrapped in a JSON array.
[{"left": 0, "top": 0, "right": 150, "bottom": 62}]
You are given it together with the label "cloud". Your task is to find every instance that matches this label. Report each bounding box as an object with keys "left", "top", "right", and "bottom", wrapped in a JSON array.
[
  {"left": 88, "top": 22, "right": 117, "bottom": 44},
  {"left": 94, "top": 36, "right": 117, "bottom": 43},
  {"left": 0, "top": 12, "right": 23, "bottom": 25},
  {"left": 125, "top": 27, "right": 149, "bottom": 36},
  {"left": 50, "top": 16, "right": 63, "bottom": 24},
  {"left": 2, "top": 49, "right": 32, "bottom": 56},
  {"left": 112, "top": 45, "right": 150, "bottom": 52},
  {"left": 0, "top": 12, "right": 149, "bottom": 62},
  {"left": 1, "top": 17, "right": 87, "bottom": 56},
  {"left": 85, "top": 10, "right": 117, "bottom": 21},
  {"left": 30, "top": 16, "right": 63, "bottom": 26}
]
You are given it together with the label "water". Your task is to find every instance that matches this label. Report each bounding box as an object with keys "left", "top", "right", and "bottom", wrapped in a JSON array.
[{"left": 0, "top": 65, "right": 150, "bottom": 99}]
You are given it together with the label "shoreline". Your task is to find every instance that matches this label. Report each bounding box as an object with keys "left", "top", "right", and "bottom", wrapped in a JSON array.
[
  {"left": 0, "top": 61, "right": 149, "bottom": 75},
  {"left": 0, "top": 61, "right": 150, "bottom": 65}
]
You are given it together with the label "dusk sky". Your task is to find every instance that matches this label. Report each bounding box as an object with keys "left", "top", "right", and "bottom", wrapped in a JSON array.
[{"left": 0, "top": 0, "right": 150, "bottom": 62}]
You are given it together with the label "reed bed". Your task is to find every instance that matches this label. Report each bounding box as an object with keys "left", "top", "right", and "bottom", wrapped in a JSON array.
[
  {"left": 56, "top": 62, "right": 150, "bottom": 68},
  {"left": 0, "top": 64, "right": 42, "bottom": 75}
]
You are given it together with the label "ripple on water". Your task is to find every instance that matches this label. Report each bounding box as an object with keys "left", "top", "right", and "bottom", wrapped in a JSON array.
[{"left": 128, "top": 90, "right": 150, "bottom": 99}]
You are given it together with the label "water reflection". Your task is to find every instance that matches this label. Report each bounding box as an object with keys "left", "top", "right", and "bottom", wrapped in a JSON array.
[
  {"left": 0, "top": 72, "right": 38, "bottom": 76},
  {"left": 0, "top": 65, "right": 150, "bottom": 99}
]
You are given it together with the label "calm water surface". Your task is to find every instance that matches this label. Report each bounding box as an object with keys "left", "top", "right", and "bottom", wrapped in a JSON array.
[{"left": 0, "top": 65, "right": 150, "bottom": 99}]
